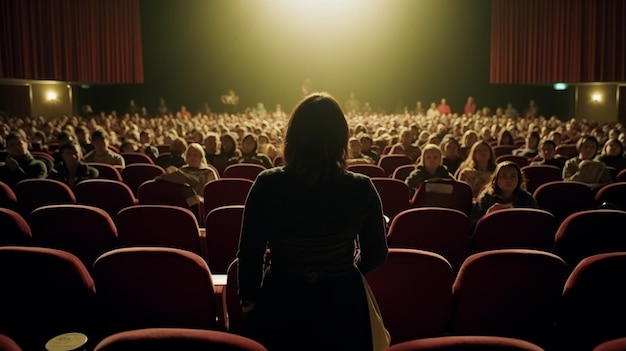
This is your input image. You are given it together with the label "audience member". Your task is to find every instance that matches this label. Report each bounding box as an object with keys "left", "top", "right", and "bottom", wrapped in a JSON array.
[
  {"left": 0, "top": 131, "right": 48, "bottom": 188},
  {"left": 237, "top": 133, "right": 273, "bottom": 169},
  {"left": 497, "top": 129, "right": 516, "bottom": 146},
  {"left": 597, "top": 138, "right": 626, "bottom": 173},
  {"left": 562, "top": 135, "right": 612, "bottom": 186},
  {"left": 463, "top": 96, "right": 477, "bottom": 115},
  {"left": 211, "top": 132, "right": 241, "bottom": 175},
  {"left": 138, "top": 130, "right": 159, "bottom": 161},
  {"left": 504, "top": 102, "right": 519, "bottom": 119},
  {"left": 29, "top": 130, "right": 48, "bottom": 152},
  {"left": 347, "top": 137, "right": 375, "bottom": 165},
  {"left": 460, "top": 129, "right": 479, "bottom": 159},
  {"left": 50, "top": 130, "right": 77, "bottom": 165},
  {"left": 359, "top": 133, "right": 379, "bottom": 164},
  {"left": 530, "top": 139, "right": 564, "bottom": 170},
  {"left": 203, "top": 131, "right": 220, "bottom": 165},
  {"left": 83, "top": 128, "right": 125, "bottom": 168},
  {"left": 440, "top": 135, "right": 463, "bottom": 175},
  {"left": 74, "top": 125, "right": 94, "bottom": 155},
  {"left": 155, "top": 142, "right": 218, "bottom": 205},
  {"left": 156, "top": 137, "right": 187, "bottom": 170},
  {"left": 469, "top": 161, "right": 538, "bottom": 225},
  {"left": 426, "top": 102, "right": 440, "bottom": 119},
  {"left": 479, "top": 126, "right": 495, "bottom": 144},
  {"left": 48, "top": 141, "right": 99, "bottom": 188},
  {"left": 513, "top": 131, "right": 540, "bottom": 158},
  {"left": 237, "top": 92, "right": 388, "bottom": 351},
  {"left": 405, "top": 144, "right": 453, "bottom": 193},
  {"left": 389, "top": 128, "right": 421, "bottom": 163},
  {"left": 436, "top": 98, "right": 452, "bottom": 115},
  {"left": 456, "top": 140, "right": 497, "bottom": 198},
  {"left": 547, "top": 130, "right": 563, "bottom": 145},
  {"left": 257, "top": 133, "right": 279, "bottom": 163}
]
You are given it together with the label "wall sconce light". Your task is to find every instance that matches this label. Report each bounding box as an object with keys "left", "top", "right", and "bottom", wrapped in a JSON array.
[
  {"left": 46, "top": 91, "right": 59, "bottom": 103},
  {"left": 591, "top": 93, "right": 602, "bottom": 104}
]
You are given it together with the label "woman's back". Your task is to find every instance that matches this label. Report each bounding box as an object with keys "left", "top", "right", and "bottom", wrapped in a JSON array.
[
  {"left": 237, "top": 92, "right": 388, "bottom": 351},
  {"left": 247, "top": 167, "right": 385, "bottom": 272}
]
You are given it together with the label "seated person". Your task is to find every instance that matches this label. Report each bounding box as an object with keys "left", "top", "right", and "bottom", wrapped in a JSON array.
[
  {"left": 212, "top": 132, "right": 241, "bottom": 175},
  {"left": 513, "top": 131, "right": 540, "bottom": 158},
  {"left": 203, "top": 132, "right": 221, "bottom": 165},
  {"left": 530, "top": 139, "right": 564, "bottom": 170},
  {"left": 257, "top": 133, "right": 279, "bottom": 163},
  {"left": 346, "top": 137, "right": 375, "bottom": 165},
  {"left": 50, "top": 130, "right": 77, "bottom": 165},
  {"left": 156, "top": 137, "right": 188, "bottom": 170},
  {"left": 389, "top": 128, "right": 421, "bottom": 163},
  {"left": 469, "top": 161, "right": 538, "bottom": 226},
  {"left": 598, "top": 138, "right": 626, "bottom": 173},
  {"left": 440, "top": 135, "right": 463, "bottom": 175},
  {"left": 0, "top": 131, "right": 48, "bottom": 188},
  {"left": 359, "top": 133, "right": 379, "bottom": 164},
  {"left": 405, "top": 144, "right": 453, "bottom": 194},
  {"left": 155, "top": 143, "right": 218, "bottom": 206},
  {"left": 83, "top": 128, "right": 125, "bottom": 168},
  {"left": 497, "top": 129, "right": 516, "bottom": 146},
  {"left": 138, "top": 130, "right": 159, "bottom": 162},
  {"left": 563, "top": 135, "right": 612, "bottom": 186},
  {"left": 236, "top": 133, "right": 273, "bottom": 169},
  {"left": 120, "top": 139, "right": 139, "bottom": 153},
  {"left": 456, "top": 141, "right": 498, "bottom": 199},
  {"left": 48, "top": 141, "right": 99, "bottom": 188},
  {"left": 75, "top": 125, "right": 94, "bottom": 155}
]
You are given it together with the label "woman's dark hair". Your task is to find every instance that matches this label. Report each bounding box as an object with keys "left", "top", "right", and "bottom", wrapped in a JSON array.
[
  {"left": 241, "top": 133, "right": 258, "bottom": 154},
  {"left": 33, "top": 130, "right": 47, "bottom": 144},
  {"left": 59, "top": 140, "right": 80, "bottom": 153},
  {"left": 539, "top": 139, "right": 556, "bottom": 150},
  {"left": 497, "top": 129, "right": 515, "bottom": 146},
  {"left": 220, "top": 132, "right": 238, "bottom": 156},
  {"left": 602, "top": 138, "right": 624, "bottom": 156},
  {"left": 284, "top": 92, "right": 349, "bottom": 185},
  {"left": 485, "top": 160, "right": 525, "bottom": 195},
  {"left": 576, "top": 134, "right": 599, "bottom": 152}
]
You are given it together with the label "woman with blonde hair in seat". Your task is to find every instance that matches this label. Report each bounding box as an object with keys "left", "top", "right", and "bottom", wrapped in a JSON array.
[{"left": 156, "top": 142, "right": 218, "bottom": 205}]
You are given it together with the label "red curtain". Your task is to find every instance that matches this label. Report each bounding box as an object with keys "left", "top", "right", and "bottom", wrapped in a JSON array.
[
  {"left": 0, "top": 0, "right": 143, "bottom": 83},
  {"left": 490, "top": 0, "right": 626, "bottom": 84}
]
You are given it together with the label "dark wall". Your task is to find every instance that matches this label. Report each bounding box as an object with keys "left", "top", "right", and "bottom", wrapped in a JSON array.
[{"left": 80, "top": 0, "right": 570, "bottom": 119}]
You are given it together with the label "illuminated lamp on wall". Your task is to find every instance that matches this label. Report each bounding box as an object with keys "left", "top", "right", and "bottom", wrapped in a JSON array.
[
  {"left": 553, "top": 83, "right": 567, "bottom": 90},
  {"left": 46, "top": 91, "right": 59, "bottom": 103},
  {"left": 591, "top": 93, "right": 602, "bottom": 104}
]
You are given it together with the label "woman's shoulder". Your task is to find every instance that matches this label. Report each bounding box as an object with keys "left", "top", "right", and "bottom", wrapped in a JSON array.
[
  {"left": 255, "top": 166, "right": 286, "bottom": 182},
  {"left": 345, "top": 168, "right": 375, "bottom": 181}
]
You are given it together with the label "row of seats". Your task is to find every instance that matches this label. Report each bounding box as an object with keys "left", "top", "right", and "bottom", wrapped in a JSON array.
[
  {"left": 386, "top": 207, "right": 626, "bottom": 273},
  {"left": 0, "top": 175, "right": 254, "bottom": 226},
  {"left": 5, "top": 329, "right": 626, "bottom": 351},
  {"left": 371, "top": 176, "right": 626, "bottom": 223},
  {"left": 0, "top": 203, "right": 243, "bottom": 275},
  {"left": 0, "top": 245, "right": 243, "bottom": 351},
  {"left": 6, "top": 161, "right": 624, "bottom": 230},
  {"left": 4, "top": 195, "right": 624, "bottom": 277},
  {"left": 367, "top": 248, "right": 626, "bottom": 350},
  {"left": 2, "top": 245, "right": 624, "bottom": 351}
]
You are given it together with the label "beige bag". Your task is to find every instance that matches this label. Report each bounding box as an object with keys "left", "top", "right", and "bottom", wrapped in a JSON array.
[{"left": 361, "top": 274, "right": 391, "bottom": 350}]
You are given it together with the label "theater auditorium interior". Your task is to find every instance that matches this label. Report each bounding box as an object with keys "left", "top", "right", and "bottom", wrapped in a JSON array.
[{"left": 1, "top": 1, "right": 626, "bottom": 351}]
